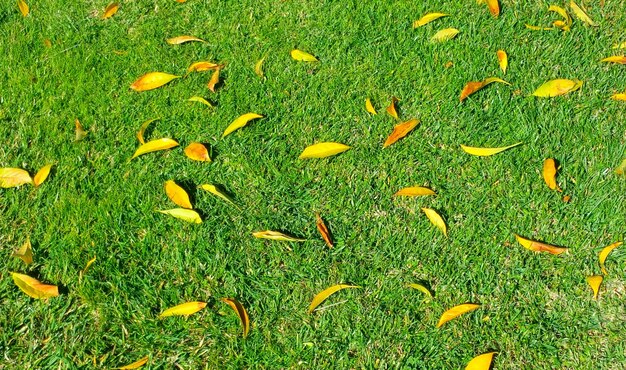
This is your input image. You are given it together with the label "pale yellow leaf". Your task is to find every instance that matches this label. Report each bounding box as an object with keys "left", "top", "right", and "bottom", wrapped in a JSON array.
[
  {"left": 130, "top": 72, "right": 180, "bottom": 91},
  {"left": 102, "top": 2, "right": 119, "bottom": 19},
  {"left": 164, "top": 180, "right": 192, "bottom": 209},
  {"left": 514, "top": 234, "right": 568, "bottom": 255},
  {"left": 437, "top": 303, "right": 480, "bottom": 327},
  {"left": 298, "top": 142, "right": 351, "bottom": 159},
  {"left": 131, "top": 138, "right": 179, "bottom": 159},
  {"left": 117, "top": 356, "right": 148, "bottom": 369},
  {"left": 431, "top": 28, "right": 459, "bottom": 42},
  {"left": 497, "top": 50, "right": 508, "bottom": 74},
  {"left": 11, "top": 272, "right": 59, "bottom": 299},
  {"left": 252, "top": 230, "right": 305, "bottom": 242},
  {"left": 308, "top": 284, "right": 360, "bottom": 313},
  {"left": 136, "top": 118, "right": 159, "bottom": 144},
  {"left": 0, "top": 168, "right": 32, "bottom": 188},
  {"left": 222, "top": 113, "right": 263, "bottom": 137},
  {"left": 421, "top": 207, "right": 447, "bottom": 237},
  {"left": 570, "top": 1, "right": 597, "bottom": 26},
  {"left": 254, "top": 57, "right": 265, "bottom": 78},
  {"left": 600, "top": 56, "right": 626, "bottom": 64},
  {"left": 542, "top": 158, "right": 560, "bottom": 191},
  {"left": 166, "top": 35, "right": 205, "bottom": 45},
  {"left": 184, "top": 142, "right": 211, "bottom": 162},
  {"left": 159, "top": 301, "right": 207, "bottom": 318},
  {"left": 586, "top": 275, "right": 602, "bottom": 300},
  {"left": 383, "top": 119, "right": 420, "bottom": 148},
  {"left": 394, "top": 186, "right": 436, "bottom": 197},
  {"left": 532, "top": 79, "right": 582, "bottom": 97},
  {"left": 33, "top": 164, "right": 53, "bottom": 187},
  {"left": 75, "top": 119, "right": 88, "bottom": 141},
  {"left": 290, "top": 49, "right": 318, "bottom": 62},
  {"left": 407, "top": 283, "right": 433, "bottom": 298},
  {"left": 187, "top": 61, "right": 221, "bottom": 73},
  {"left": 199, "top": 184, "right": 236, "bottom": 206},
  {"left": 187, "top": 96, "right": 213, "bottom": 108},
  {"left": 158, "top": 208, "right": 202, "bottom": 224},
  {"left": 459, "top": 77, "right": 510, "bottom": 101},
  {"left": 365, "top": 98, "right": 377, "bottom": 115},
  {"left": 466, "top": 352, "right": 496, "bottom": 370},
  {"left": 12, "top": 238, "right": 33, "bottom": 265},
  {"left": 599, "top": 241, "right": 622, "bottom": 275},
  {"left": 222, "top": 298, "right": 250, "bottom": 338},
  {"left": 17, "top": 0, "right": 29, "bottom": 17},
  {"left": 413, "top": 13, "right": 449, "bottom": 28},
  {"left": 460, "top": 142, "right": 522, "bottom": 156}
]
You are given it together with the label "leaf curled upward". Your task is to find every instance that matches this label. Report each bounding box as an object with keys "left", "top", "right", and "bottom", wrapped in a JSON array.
[
  {"left": 308, "top": 284, "right": 360, "bottom": 313},
  {"left": 222, "top": 298, "right": 250, "bottom": 337}
]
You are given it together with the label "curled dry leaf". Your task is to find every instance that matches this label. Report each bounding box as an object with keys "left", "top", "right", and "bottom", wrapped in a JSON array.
[
  {"left": 394, "top": 186, "right": 436, "bottom": 197},
  {"left": 164, "top": 180, "right": 192, "bottom": 209},
  {"left": 532, "top": 79, "right": 582, "bottom": 97},
  {"left": 316, "top": 213, "right": 333, "bottom": 248},
  {"left": 570, "top": 1, "right": 597, "bottom": 26},
  {"left": 11, "top": 272, "right": 59, "bottom": 299},
  {"left": 421, "top": 207, "right": 447, "bottom": 237},
  {"left": 460, "top": 142, "right": 522, "bottom": 156},
  {"left": 132, "top": 138, "right": 179, "bottom": 159},
  {"left": 437, "top": 303, "right": 480, "bottom": 328},
  {"left": 159, "top": 301, "right": 207, "bottom": 318},
  {"left": 130, "top": 72, "right": 180, "bottom": 91},
  {"left": 413, "top": 12, "right": 449, "bottom": 28},
  {"left": 188, "top": 96, "right": 213, "bottom": 107},
  {"left": 365, "top": 98, "right": 377, "bottom": 115},
  {"left": 199, "top": 184, "right": 236, "bottom": 206},
  {"left": 158, "top": 209, "right": 202, "bottom": 224},
  {"left": 207, "top": 68, "right": 220, "bottom": 92},
  {"left": 18, "top": 0, "right": 29, "bottom": 17},
  {"left": 136, "top": 118, "right": 159, "bottom": 144},
  {"left": 299, "top": 142, "right": 351, "bottom": 159},
  {"left": 431, "top": 28, "right": 459, "bottom": 42},
  {"left": 407, "top": 283, "right": 433, "bottom": 298},
  {"left": 600, "top": 56, "right": 626, "bottom": 64},
  {"left": 252, "top": 230, "right": 305, "bottom": 242},
  {"left": 497, "top": 50, "right": 508, "bottom": 74},
  {"left": 221, "top": 298, "right": 250, "bottom": 338},
  {"left": 542, "top": 158, "right": 560, "bottom": 191},
  {"left": 308, "top": 284, "right": 360, "bottom": 313},
  {"left": 102, "top": 2, "right": 119, "bottom": 19},
  {"left": 586, "top": 275, "right": 602, "bottom": 300},
  {"left": 514, "top": 234, "right": 568, "bottom": 255},
  {"left": 166, "top": 35, "right": 205, "bottom": 45},
  {"left": 599, "top": 241, "right": 622, "bottom": 275},
  {"left": 459, "top": 77, "right": 510, "bottom": 101},
  {"left": 254, "top": 57, "right": 265, "bottom": 78},
  {"left": 485, "top": 0, "right": 499, "bottom": 17},
  {"left": 383, "top": 119, "right": 420, "bottom": 148},
  {"left": 0, "top": 168, "right": 32, "bottom": 188},
  {"left": 548, "top": 5, "right": 572, "bottom": 31},
  {"left": 222, "top": 113, "right": 263, "bottom": 137},
  {"left": 290, "top": 49, "right": 318, "bottom": 62},
  {"left": 33, "top": 164, "right": 53, "bottom": 187},
  {"left": 75, "top": 119, "right": 88, "bottom": 141},
  {"left": 465, "top": 352, "right": 496, "bottom": 370},
  {"left": 616, "top": 158, "right": 626, "bottom": 174},
  {"left": 117, "top": 356, "right": 148, "bottom": 370},
  {"left": 184, "top": 142, "right": 211, "bottom": 162},
  {"left": 12, "top": 238, "right": 33, "bottom": 265},
  {"left": 187, "top": 61, "right": 221, "bottom": 73},
  {"left": 385, "top": 96, "right": 399, "bottom": 119}
]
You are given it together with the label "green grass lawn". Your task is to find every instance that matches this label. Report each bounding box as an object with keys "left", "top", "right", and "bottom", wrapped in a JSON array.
[{"left": 1, "top": 0, "right": 625, "bottom": 368}]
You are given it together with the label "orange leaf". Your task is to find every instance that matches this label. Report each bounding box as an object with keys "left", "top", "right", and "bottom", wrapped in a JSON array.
[
  {"left": 222, "top": 298, "right": 250, "bottom": 338},
  {"left": 316, "top": 213, "right": 333, "bottom": 248},
  {"left": 497, "top": 50, "right": 507, "bottom": 74},
  {"left": 184, "top": 142, "right": 211, "bottom": 162},
  {"left": 383, "top": 119, "right": 420, "bottom": 148},
  {"left": 460, "top": 77, "right": 510, "bottom": 101},
  {"left": 164, "top": 180, "right": 192, "bottom": 209},
  {"left": 485, "top": 0, "right": 499, "bottom": 16},
  {"left": 207, "top": 68, "right": 220, "bottom": 92},
  {"left": 542, "top": 158, "right": 560, "bottom": 191},
  {"left": 11, "top": 272, "right": 59, "bottom": 299},
  {"left": 130, "top": 72, "right": 180, "bottom": 92},
  {"left": 385, "top": 96, "right": 399, "bottom": 119},
  {"left": 437, "top": 303, "right": 480, "bottom": 328},
  {"left": 75, "top": 118, "right": 88, "bottom": 141},
  {"left": 102, "top": 2, "right": 119, "bottom": 19},
  {"left": 514, "top": 234, "right": 568, "bottom": 255}
]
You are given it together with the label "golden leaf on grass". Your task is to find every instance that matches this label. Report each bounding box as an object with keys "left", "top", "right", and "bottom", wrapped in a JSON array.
[
  {"left": 616, "top": 158, "right": 626, "bottom": 174},
  {"left": 75, "top": 119, "right": 88, "bottom": 141},
  {"left": 17, "top": 0, "right": 29, "bottom": 17},
  {"left": 254, "top": 57, "right": 265, "bottom": 78},
  {"left": 612, "top": 92, "right": 626, "bottom": 101},
  {"left": 11, "top": 272, "right": 59, "bottom": 299},
  {"left": 252, "top": 230, "right": 305, "bottom": 242},
  {"left": 497, "top": 50, "right": 508, "bottom": 74},
  {"left": 290, "top": 49, "right": 318, "bottom": 62},
  {"left": 570, "top": 1, "right": 597, "bottom": 26},
  {"left": 532, "top": 79, "right": 582, "bottom": 97},
  {"left": 132, "top": 138, "right": 179, "bottom": 159},
  {"left": 158, "top": 209, "right": 202, "bottom": 224},
  {"left": 437, "top": 303, "right": 480, "bottom": 327},
  {"left": 365, "top": 98, "right": 377, "bottom": 115},
  {"left": 460, "top": 142, "right": 522, "bottom": 156},
  {"left": 599, "top": 241, "right": 622, "bottom": 275},
  {"left": 613, "top": 42, "right": 626, "bottom": 50},
  {"left": 117, "top": 356, "right": 148, "bottom": 370},
  {"left": 136, "top": 118, "right": 158, "bottom": 144},
  {"left": 383, "top": 119, "right": 420, "bottom": 148},
  {"left": 159, "top": 301, "right": 207, "bottom": 318},
  {"left": 43, "top": 39, "right": 52, "bottom": 48},
  {"left": 586, "top": 275, "right": 602, "bottom": 300},
  {"left": 12, "top": 238, "right": 33, "bottom": 265},
  {"left": 130, "top": 72, "right": 180, "bottom": 91},
  {"left": 164, "top": 180, "right": 192, "bottom": 209},
  {"left": 184, "top": 142, "right": 211, "bottom": 162},
  {"left": 394, "top": 186, "right": 436, "bottom": 197},
  {"left": 485, "top": 0, "right": 500, "bottom": 17},
  {"left": 207, "top": 68, "right": 220, "bottom": 92},
  {"left": 199, "top": 184, "right": 236, "bottom": 206},
  {"left": 188, "top": 96, "right": 213, "bottom": 108},
  {"left": 316, "top": 213, "right": 333, "bottom": 248},
  {"left": 386, "top": 96, "right": 399, "bottom": 119},
  {"left": 308, "top": 284, "right": 360, "bottom": 313},
  {"left": 514, "top": 234, "right": 568, "bottom": 255},
  {"left": 548, "top": 5, "right": 572, "bottom": 31},
  {"left": 187, "top": 61, "right": 221, "bottom": 73},
  {"left": 33, "top": 164, "right": 53, "bottom": 187},
  {"left": 431, "top": 28, "right": 459, "bottom": 42},
  {"left": 525, "top": 24, "right": 554, "bottom": 31},
  {"left": 0, "top": 168, "right": 32, "bottom": 188},
  {"left": 413, "top": 13, "right": 449, "bottom": 28},
  {"left": 459, "top": 77, "right": 510, "bottom": 101},
  {"left": 221, "top": 298, "right": 250, "bottom": 338},
  {"left": 407, "top": 283, "right": 433, "bottom": 298},
  {"left": 466, "top": 352, "right": 496, "bottom": 370},
  {"left": 222, "top": 113, "right": 263, "bottom": 137},
  {"left": 542, "top": 158, "right": 560, "bottom": 191},
  {"left": 299, "top": 142, "right": 351, "bottom": 159},
  {"left": 600, "top": 56, "right": 626, "bottom": 64},
  {"left": 166, "top": 35, "right": 205, "bottom": 45},
  {"left": 102, "top": 2, "right": 119, "bottom": 19},
  {"left": 82, "top": 256, "right": 96, "bottom": 275},
  {"left": 422, "top": 208, "right": 447, "bottom": 237}
]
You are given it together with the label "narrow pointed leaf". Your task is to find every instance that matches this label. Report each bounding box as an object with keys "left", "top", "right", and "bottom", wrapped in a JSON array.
[
  {"left": 365, "top": 98, "right": 377, "bottom": 115},
  {"left": 299, "top": 142, "right": 351, "bottom": 159},
  {"left": 413, "top": 13, "right": 449, "bottom": 28},
  {"left": 0, "top": 168, "right": 32, "bottom": 188},
  {"left": 308, "top": 284, "right": 360, "bottom": 313},
  {"left": 11, "top": 272, "right": 59, "bottom": 299},
  {"left": 187, "top": 61, "right": 221, "bottom": 73},
  {"left": 102, "top": 2, "right": 119, "bottom": 19},
  {"left": 532, "top": 79, "right": 582, "bottom": 97},
  {"left": 385, "top": 96, "right": 399, "bottom": 119},
  {"left": 616, "top": 158, "right": 626, "bottom": 174},
  {"left": 461, "top": 142, "right": 522, "bottom": 156},
  {"left": 166, "top": 35, "right": 205, "bottom": 45},
  {"left": 158, "top": 209, "right": 202, "bottom": 223},
  {"left": 394, "top": 186, "right": 436, "bottom": 197},
  {"left": 117, "top": 356, "right": 148, "bottom": 369},
  {"left": 33, "top": 164, "right": 53, "bottom": 187},
  {"left": 431, "top": 28, "right": 459, "bottom": 42},
  {"left": 514, "top": 234, "right": 568, "bottom": 255},
  {"left": 599, "top": 241, "right": 622, "bottom": 275},
  {"left": 132, "top": 138, "right": 178, "bottom": 159},
  {"left": 199, "top": 184, "right": 236, "bottom": 206},
  {"left": 254, "top": 57, "right": 265, "bottom": 78},
  {"left": 207, "top": 68, "right": 220, "bottom": 92},
  {"left": 75, "top": 119, "right": 88, "bottom": 141},
  {"left": 187, "top": 96, "right": 213, "bottom": 107},
  {"left": 421, "top": 207, "right": 447, "bottom": 237},
  {"left": 497, "top": 50, "right": 507, "bottom": 74},
  {"left": 600, "top": 56, "right": 626, "bottom": 64},
  {"left": 570, "top": 1, "right": 597, "bottom": 26},
  {"left": 184, "top": 142, "right": 211, "bottom": 162},
  {"left": 525, "top": 24, "right": 554, "bottom": 31},
  {"left": 164, "top": 180, "right": 192, "bottom": 209},
  {"left": 437, "top": 303, "right": 480, "bottom": 327},
  {"left": 316, "top": 213, "right": 333, "bottom": 248},
  {"left": 290, "top": 49, "right": 318, "bottom": 62},
  {"left": 542, "top": 158, "right": 560, "bottom": 191},
  {"left": 17, "top": 0, "right": 29, "bottom": 17},
  {"left": 252, "top": 230, "right": 305, "bottom": 242},
  {"left": 460, "top": 77, "right": 510, "bottom": 101},
  {"left": 136, "top": 118, "right": 158, "bottom": 144},
  {"left": 407, "top": 283, "right": 433, "bottom": 298},
  {"left": 466, "top": 352, "right": 496, "bottom": 370},
  {"left": 221, "top": 298, "right": 250, "bottom": 338},
  {"left": 159, "top": 301, "right": 207, "bottom": 318},
  {"left": 82, "top": 256, "right": 96, "bottom": 275},
  {"left": 485, "top": 0, "right": 499, "bottom": 16},
  {"left": 383, "top": 119, "right": 420, "bottom": 148},
  {"left": 130, "top": 72, "right": 180, "bottom": 91},
  {"left": 12, "top": 238, "right": 33, "bottom": 265},
  {"left": 586, "top": 275, "right": 602, "bottom": 300},
  {"left": 222, "top": 113, "right": 263, "bottom": 137}
]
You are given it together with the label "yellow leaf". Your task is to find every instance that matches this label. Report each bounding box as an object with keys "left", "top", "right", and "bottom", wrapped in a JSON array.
[
  {"left": 385, "top": 96, "right": 399, "bottom": 119},
  {"left": 199, "top": 184, "right": 236, "bottom": 206},
  {"left": 131, "top": 138, "right": 179, "bottom": 159},
  {"left": 117, "top": 356, "right": 148, "bottom": 370},
  {"left": 222, "top": 113, "right": 263, "bottom": 138},
  {"left": 254, "top": 57, "right": 265, "bottom": 79},
  {"left": 365, "top": 98, "right": 377, "bottom": 115},
  {"left": 33, "top": 164, "right": 53, "bottom": 187},
  {"left": 542, "top": 158, "right": 560, "bottom": 191},
  {"left": 187, "top": 96, "right": 213, "bottom": 108},
  {"left": 413, "top": 12, "right": 449, "bottom": 28},
  {"left": 207, "top": 67, "right": 220, "bottom": 92},
  {"left": 221, "top": 298, "right": 250, "bottom": 338},
  {"left": 437, "top": 303, "right": 480, "bottom": 327},
  {"left": 75, "top": 118, "right": 88, "bottom": 142},
  {"left": 308, "top": 284, "right": 360, "bottom": 313},
  {"left": 532, "top": 79, "right": 582, "bottom": 97},
  {"left": 82, "top": 256, "right": 96, "bottom": 275},
  {"left": 187, "top": 61, "right": 221, "bottom": 73},
  {"left": 136, "top": 118, "right": 158, "bottom": 144},
  {"left": 431, "top": 28, "right": 460, "bottom": 42},
  {"left": 316, "top": 213, "right": 333, "bottom": 248},
  {"left": 485, "top": 0, "right": 499, "bottom": 17},
  {"left": 611, "top": 92, "right": 626, "bottom": 101},
  {"left": 616, "top": 158, "right": 626, "bottom": 174},
  {"left": 525, "top": 24, "right": 554, "bottom": 31},
  {"left": 460, "top": 142, "right": 522, "bottom": 156},
  {"left": 290, "top": 49, "right": 318, "bottom": 62},
  {"left": 159, "top": 301, "right": 207, "bottom": 318},
  {"left": 11, "top": 272, "right": 59, "bottom": 299},
  {"left": 166, "top": 35, "right": 205, "bottom": 45},
  {"left": 184, "top": 142, "right": 211, "bottom": 162},
  {"left": 459, "top": 77, "right": 510, "bottom": 101},
  {"left": 12, "top": 238, "right": 33, "bottom": 265},
  {"left": 298, "top": 142, "right": 351, "bottom": 159},
  {"left": 164, "top": 180, "right": 192, "bottom": 209},
  {"left": 252, "top": 230, "right": 305, "bottom": 242},
  {"left": 130, "top": 72, "right": 180, "bottom": 92},
  {"left": 407, "top": 283, "right": 433, "bottom": 298},
  {"left": 17, "top": 0, "right": 29, "bottom": 17},
  {"left": 465, "top": 352, "right": 496, "bottom": 370},
  {"left": 569, "top": 1, "right": 597, "bottom": 26},
  {"left": 0, "top": 167, "right": 32, "bottom": 188},
  {"left": 548, "top": 5, "right": 572, "bottom": 31},
  {"left": 421, "top": 207, "right": 447, "bottom": 237},
  {"left": 497, "top": 50, "right": 507, "bottom": 74},
  {"left": 514, "top": 234, "right": 568, "bottom": 255},
  {"left": 383, "top": 119, "right": 420, "bottom": 148},
  {"left": 599, "top": 241, "right": 622, "bottom": 275},
  {"left": 586, "top": 275, "right": 602, "bottom": 300},
  {"left": 158, "top": 208, "right": 202, "bottom": 224},
  {"left": 394, "top": 186, "right": 436, "bottom": 197},
  {"left": 600, "top": 56, "right": 626, "bottom": 64},
  {"left": 102, "top": 2, "right": 119, "bottom": 19},
  {"left": 613, "top": 42, "right": 626, "bottom": 49}
]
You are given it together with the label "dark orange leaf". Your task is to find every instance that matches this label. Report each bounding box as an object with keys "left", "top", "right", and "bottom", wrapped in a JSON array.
[
  {"left": 383, "top": 119, "right": 420, "bottom": 148},
  {"left": 385, "top": 96, "right": 399, "bottom": 119},
  {"left": 316, "top": 213, "right": 333, "bottom": 248}
]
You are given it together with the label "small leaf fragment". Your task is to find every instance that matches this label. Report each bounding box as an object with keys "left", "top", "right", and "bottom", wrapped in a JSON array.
[
  {"left": 117, "top": 356, "right": 148, "bottom": 370},
  {"left": 385, "top": 96, "right": 399, "bottom": 119},
  {"left": 431, "top": 28, "right": 460, "bottom": 42},
  {"left": 158, "top": 208, "right": 202, "bottom": 224},
  {"left": 460, "top": 142, "right": 522, "bottom": 156},
  {"left": 136, "top": 118, "right": 158, "bottom": 144},
  {"left": 187, "top": 61, "right": 221, "bottom": 73},
  {"left": 365, "top": 98, "right": 377, "bottom": 115},
  {"left": 514, "top": 234, "right": 568, "bottom": 255},
  {"left": 290, "top": 49, "right": 318, "bottom": 62},
  {"left": 221, "top": 298, "right": 250, "bottom": 338},
  {"left": 187, "top": 96, "right": 213, "bottom": 108},
  {"left": 130, "top": 72, "right": 180, "bottom": 91},
  {"left": 532, "top": 79, "right": 582, "bottom": 97},
  {"left": 600, "top": 56, "right": 626, "bottom": 64},
  {"left": 75, "top": 119, "right": 88, "bottom": 142},
  {"left": 33, "top": 164, "right": 53, "bottom": 187},
  {"left": 184, "top": 142, "right": 211, "bottom": 162},
  {"left": 254, "top": 57, "right": 265, "bottom": 78},
  {"left": 17, "top": 0, "right": 29, "bottom": 17},
  {"left": 611, "top": 92, "right": 626, "bottom": 101},
  {"left": 407, "top": 283, "right": 433, "bottom": 298},
  {"left": 299, "top": 142, "right": 351, "bottom": 159},
  {"left": 308, "top": 284, "right": 360, "bottom": 313},
  {"left": 11, "top": 272, "right": 59, "bottom": 299},
  {"left": 12, "top": 238, "right": 33, "bottom": 265},
  {"left": 252, "top": 230, "right": 305, "bottom": 242},
  {"left": 616, "top": 158, "right": 626, "bottom": 174},
  {"left": 525, "top": 24, "right": 554, "bottom": 31},
  {"left": 599, "top": 241, "right": 622, "bottom": 275},
  {"left": 548, "top": 5, "right": 572, "bottom": 31},
  {"left": 166, "top": 35, "right": 205, "bottom": 45},
  {"left": 383, "top": 119, "right": 420, "bottom": 148},
  {"left": 437, "top": 303, "right": 480, "bottom": 327},
  {"left": 460, "top": 77, "right": 510, "bottom": 101},
  {"left": 316, "top": 213, "right": 333, "bottom": 248},
  {"left": 465, "top": 352, "right": 496, "bottom": 370},
  {"left": 159, "top": 301, "right": 207, "bottom": 318},
  {"left": 222, "top": 113, "right": 263, "bottom": 137},
  {"left": 199, "top": 184, "right": 236, "bottom": 206},
  {"left": 542, "top": 158, "right": 560, "bottom": 191},
  {"left": 164, "top": 180, "right": 192, "bottom": 209},
  {"left": 570, "top": 1, "right": 597, "bottom": 26},
  {"left": 586, "top": 275, "right": 602, "bottom": 300},
  {"left": 102, "top": 2, "right": 119, "bottom": 19},
  {"left": 0, "top": 168, "right": 32, "bottom": 188},
  {"left": 207, "top": 68, "right": 220, "bottom": 92},
  {"left": 497, "top": 50, "right": 508, "bottom": 74},
  {"left": 421, "top": 207, "right": 447, "bottom": 237},
  {"left": 394, "top": 186, "right": 436, "bottom": 197},
  {"left": 485, "top": 0, "right": 500, "bottom": 17},
  {"left": 132, "top": 138, "right": 179, "bottom": 159},
  {"left": 413, "top": 13, "right": 449, "bottom": 28}
]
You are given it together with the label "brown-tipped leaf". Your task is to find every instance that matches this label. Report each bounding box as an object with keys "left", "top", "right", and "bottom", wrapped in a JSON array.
[
  {"left": 222, "top": 298, "right": 250, "bottom": 338},
  {"left": 11, "top": 272, "right": 59, "bottom": 299},
  {"left": 514, "top": 234, "right": 568, "bottom": 255}
]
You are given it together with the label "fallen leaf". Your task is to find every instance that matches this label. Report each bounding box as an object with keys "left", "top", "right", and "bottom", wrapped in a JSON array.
[
  {"left": 316, "top": 213, "right": 333, "bottom": 248},
  {"left": 525, "top": 24, "right": 554, "bottom": 31},
  {"left": 385, "top": 96, "right": 399, "bottom": 119},
  {"left": 383, "top": 119, "right": 420, "bottom": 148},
  {"left": 562, "top": 195, "right": 571, "bottom": 202},
  {"left": 184, "top": 142, "right": 211, "bottom": 162},
  {"left": 166, "top": 35, "right": 205, "bottom": 45},
  {"left": 75, "top": 119, "right": 88, "bottom": 141},
  {"left": 413, "top": 12, "right": 449, "bottom": 28},
  {"left": 460, "top": 142, "right": 522, "bottom": 156},
  {"left": 365, "top": 98, "right": 377, "bottom": 115},
  {"left": 394, "top": 186, "right": 436, "bottom": 197},
  {"left": 117, "top": 356, "right": 148, "bottom": 369},
  {"left": 130, "top": 72, "right": 180, "bottom": 91},
  {"left": 164, "top": 180, "right": 192, "bottom": 209},
  {"left": 158, "top": 209, "right": 202, "bottom": 224},
  {"left": 600, "top": 56, "right": 626, "bottom": 64},
  {"left": 485, "top": 0, "right": 500, "bottom": 16},
  {"left": 437, "top": 303, "right": 480, "bottom": 327},
  {"left": 421, "top": 208, "right": 447, "bottom": 237},
  {"left": 159, "top": 301, "right": 207, "bottom": 318},
  {"left": 542, "top": 158, "right": 560, "bottom": 191},
  {"left": 497, "top": 50, "right": 508, "bottom": 74},
  {"left": 616, "top": 158, "right": 626, "bottom": 174},
  {"left": 465, "top": 352, "right": 496, "bottom": 370},
  {"left": 548, "top": 5, "right": 572, "bottom": 31},
  {"left": 0, "top": 168, "right": 32, "bottom": 188},
  {"left": 252, "top": 230, "right": 305, "bottom": 242},
  {"left": 136, "top": 118, "right": 159, "bottom": 144},
  {"left": 308, "top": 284, "right": 360, "bottom": 313},
  {"left": 514, "top": 234, "right": 568, "bottom": 255},
  {"left": 131, "top": 138, "right": 179, "bottom": 159},
  {"left": 586, "top": 275, "right": 602, "bottom": 300},
  {"left": 17, "top": 0, "right": 29, "bottom": 16},
  {"left": 11, "top": 272, "right": 59, "bottom": 299},
  {"left": 82, "top": 256, "right": 96, "bottom": 275},
  {"left": 290, "top": 49, "right": 318, "bottom": 62},
  {"left": 187, "top": 61, "right": 221, "bottom": 73},
  {"left": 43, "top": 39, "right": 52, "bottom": 48},
  {"left": 222, "top": 113, "right": 263, "bottom": 137},
  {"left": 207, "top": 67, "right": 220, "bottom": 92},
  {"left": 12, "top": 238, "right": 33, "bottom": 265},
  {"left": 299, "top": 142, "right": 351, "bottom": 159},
  {"left": 221, "top": 298, "right": 250, "bottom": 338},
  {"left": 532, "top": 79, "right": 582, "bottom": 97},
  {"left": 254, "top": 57, "right": 265, "bottom": 78},
  {"left": 187, "top": 96, "right": 213, "bottom": 108},
  {"left": 33, "top": 164, "right": 53, "bottom": 187},
  {"left": 431, "top": 28, "right": 460, "bottom": 42},
  {"left": 407, "top": 283, "right": 433, "bottom": 298},
  {"left": 199, "top": 184, "right": 236, "bottom": 206},
  {"left": 102, "top": 2, "right": 119, "bottom": 19},
  {"left": 459, "top": 77, "right": 510, "bottom": 101},
  {"left": 611, "top": 92, "right": 626, "bottom": 101},
  {"left": 613, "top": 42, "right": 626, "bottom": 49},
  {"left": 599, "top": 241, "right": 622, "bottom": 275},
  {"left": 569, "top": 1, "right": 597, "bottom": 26}
]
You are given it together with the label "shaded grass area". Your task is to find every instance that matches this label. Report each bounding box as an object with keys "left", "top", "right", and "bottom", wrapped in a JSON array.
[{"left": 1, "top": 0, "right": 625, "bottom": 368}]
